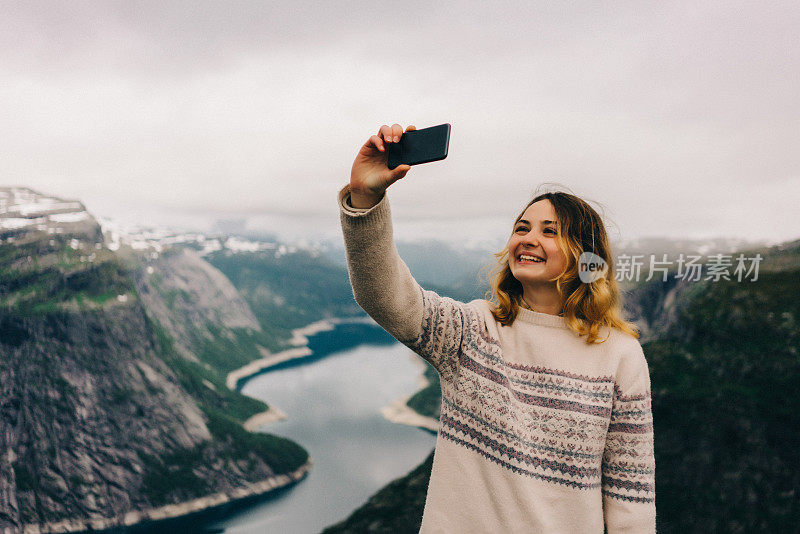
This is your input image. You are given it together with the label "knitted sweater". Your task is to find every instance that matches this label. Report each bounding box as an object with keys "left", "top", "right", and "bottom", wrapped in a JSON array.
[{"left": 337, "top": 184, "right": 656, "bottom": 533}]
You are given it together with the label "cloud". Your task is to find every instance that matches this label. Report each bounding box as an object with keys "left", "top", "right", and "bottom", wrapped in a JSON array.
[{"left": 0, "top": 1, "right": 797, "bottom": 243}]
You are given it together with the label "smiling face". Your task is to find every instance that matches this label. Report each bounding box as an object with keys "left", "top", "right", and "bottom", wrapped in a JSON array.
[{"left": 507, "top": 199, "right": 567, "bottom": 289}]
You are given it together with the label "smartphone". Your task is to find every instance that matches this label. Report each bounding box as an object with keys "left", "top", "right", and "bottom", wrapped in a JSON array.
[{"left": 387, "top": 123, "right": 451, "bottom": 170}]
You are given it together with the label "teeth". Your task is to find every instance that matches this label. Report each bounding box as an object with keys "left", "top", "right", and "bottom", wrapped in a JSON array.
[{"left": 519, "top": 255, "right": 544, "bottom": 263}]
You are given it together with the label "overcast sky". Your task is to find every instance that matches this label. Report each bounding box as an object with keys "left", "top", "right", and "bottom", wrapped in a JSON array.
[{"left": 1, "top": 1, "right": 798, "bottom": 245}]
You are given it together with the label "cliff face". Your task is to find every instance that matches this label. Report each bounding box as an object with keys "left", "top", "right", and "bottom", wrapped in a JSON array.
[
  {"left": 132, "top": 247, "right": 264, "bottom": 364},
  {"left": 621, "top": 275, "right": 705, "bottom": 343},
  {"left": 0, "top": 305, "right": 211, "bottom": 524},
  {"left": 0, "top": 188, "right": 309, "bottom": 530}
]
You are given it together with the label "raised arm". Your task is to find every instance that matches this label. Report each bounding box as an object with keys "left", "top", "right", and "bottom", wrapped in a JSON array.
[
  {"left": 339, "top": 124, "right": 475, "bottom": 380},
  {"left": 602, "top": 342, "right": 657, "bottom": 533}
]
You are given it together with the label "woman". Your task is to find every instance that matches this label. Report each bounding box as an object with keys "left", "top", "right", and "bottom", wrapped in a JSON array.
[{"left": 338, "top": 124, "right": 656, "bottom": 533}]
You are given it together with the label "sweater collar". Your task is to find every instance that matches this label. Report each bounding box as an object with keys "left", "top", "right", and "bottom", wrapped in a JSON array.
[{"left": 514, "top": 306, "right": 570, "bottom": 329}]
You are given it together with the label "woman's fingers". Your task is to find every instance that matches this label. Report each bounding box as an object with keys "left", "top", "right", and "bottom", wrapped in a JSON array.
[
  {"left": 391, "top": 123, "right": 403, "bottom": 142},
  {"left": 384, "top": 164, "right": 411, "bottom": 188},
  {"left": 393, "top": 164, "right": 411, "bottom": 178},
  {"left": 367, "top": 134, "right": 385, "bottom": 152},
  {"left": 379, "top": 124, "right": 393, "bottom": 143},
  {"left": 379, "top": 123, "right": 414, "bottom": 143},
  {"left": 366, "top": 121, "right": 412, "bottom": 156}
]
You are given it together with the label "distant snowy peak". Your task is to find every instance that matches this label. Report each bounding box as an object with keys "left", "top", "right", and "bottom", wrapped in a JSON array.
[
  {"left": 97, "top": 216, "right": 323, "bottom": 260},
  {"left": 0, "top": 186, "right": 94, "bottom": 234},
  {"left": 0, "top": 187, "right": 84, "bottom": 216},
  {"left": 0, "top": 187, "right": 323, "bottom": 260}
]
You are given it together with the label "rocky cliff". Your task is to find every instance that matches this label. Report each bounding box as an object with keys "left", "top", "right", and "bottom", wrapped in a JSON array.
[
  {"left": 132, "top": 246, "right": 268, "bottom": 366},
  {"left": 0, "top": 188, "right": 310, "bottom": 531}
]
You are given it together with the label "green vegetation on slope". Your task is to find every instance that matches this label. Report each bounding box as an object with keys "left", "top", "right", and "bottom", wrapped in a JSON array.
[
  {"left": 0, "top": 236, "right": 133, "bottom": 313},
  {"left": 196, "top": 322, "right": 279, "bottom": 376},
  {"left": 146, "top": 316, "right": 269, "bottom": 423},
  {"left": 647, "top": 269, "right": 800, "bottom": 533},
  {"left": 205, "top": 248, "right": 363, "bottom": 335}
]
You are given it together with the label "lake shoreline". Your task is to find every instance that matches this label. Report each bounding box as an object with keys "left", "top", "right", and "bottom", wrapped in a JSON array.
[
  {"left": 381, "top": 352, "right": 440, "bottom": 433},
  {"left": 226, "top": 317, "right": 377, "bottom": 392},
  {"left": 229, "top": 319, "right": 440, "bottom": 435}
]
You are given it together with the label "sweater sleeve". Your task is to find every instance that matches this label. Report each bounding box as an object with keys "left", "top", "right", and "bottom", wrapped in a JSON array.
[
  {"left": 337, "top": 183, "right": 470, "bottom": 381},
  {"left": 602, "top": 341, "right": 657, "bottom": 533}
]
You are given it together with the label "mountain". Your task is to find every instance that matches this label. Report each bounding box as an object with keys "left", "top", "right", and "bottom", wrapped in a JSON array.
[
  {"left": 644, "top": 265, "right": 799, "bottom": 532},
  {"left": 204, "top": 246, "right": 362, "bottom": 340},
  {"left": 322, "top": 235, "right": 800, "bottom": 534},
  {"left": 0, "top": 188, "right": 329, "bottom": 531}
]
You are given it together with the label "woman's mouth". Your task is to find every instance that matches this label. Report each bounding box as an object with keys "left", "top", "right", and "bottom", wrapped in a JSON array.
[{"left": 517, "top": 253, "right": 545, "bottom": 264}]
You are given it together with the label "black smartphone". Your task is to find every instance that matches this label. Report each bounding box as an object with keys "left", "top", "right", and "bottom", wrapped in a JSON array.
[{"left": 387, "top": 123, "right": 451, "bottom": 170}]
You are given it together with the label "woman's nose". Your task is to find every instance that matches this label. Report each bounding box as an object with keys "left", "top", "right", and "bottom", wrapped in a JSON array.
[{"left": 521, "top": 233, "right": 540, "bottom": 247}]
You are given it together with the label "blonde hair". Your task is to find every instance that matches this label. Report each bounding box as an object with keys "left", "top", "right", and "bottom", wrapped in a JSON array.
[{"left": 483, "top": 188, "right": 639, "bottom": 344}]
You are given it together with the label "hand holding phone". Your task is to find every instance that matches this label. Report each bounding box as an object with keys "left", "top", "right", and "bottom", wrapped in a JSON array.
[{"left": 350, "top": 123, "right": 450, "bottom": 209}]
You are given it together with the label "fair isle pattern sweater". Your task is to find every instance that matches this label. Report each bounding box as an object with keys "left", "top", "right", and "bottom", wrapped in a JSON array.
[{"left": 338, "top": 184, "right": 656, "bottom": 533}]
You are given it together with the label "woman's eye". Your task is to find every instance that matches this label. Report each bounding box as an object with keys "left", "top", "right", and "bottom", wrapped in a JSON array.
[
  {"left": 515, "top": 226, "right": 527, "bottom": 233},
  {"left": 544, "top": 228, "right": 556, "bottom": 234}
]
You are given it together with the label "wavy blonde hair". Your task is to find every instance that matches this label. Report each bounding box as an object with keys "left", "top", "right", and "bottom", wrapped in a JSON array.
[{"left": 483, "top": 188, "right": 639, "bottom": 344}]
